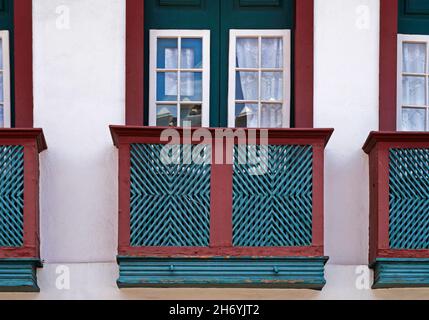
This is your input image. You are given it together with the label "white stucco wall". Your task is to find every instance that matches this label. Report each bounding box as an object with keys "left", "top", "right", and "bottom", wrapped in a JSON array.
[
  {"left": 0, "top": 0, "right": 422, "bottom": 299},
  {"left": 314, "top": 0, "right": 379, "bottom": 265},
  {"left": 33, "top": 0, "right": 125, "bottom": 263}
]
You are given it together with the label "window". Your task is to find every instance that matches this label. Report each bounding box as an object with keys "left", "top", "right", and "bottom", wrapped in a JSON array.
[
  {"left": 149, "top": 30, "right": 210, "bottom": 127},
  {"left": 398, "top": 35, "right": 429, "bottom": 131},
  {"left": 0, "top": 30, "right": 10, "bottom": 128},
  {"left": 228, "top": 30, "right": 290, "bottom": 128}
]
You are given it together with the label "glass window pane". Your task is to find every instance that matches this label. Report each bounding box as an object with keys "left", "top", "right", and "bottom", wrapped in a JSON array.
[
  {"left": 236, "top": 71, "right": 258, "bottom": 101},
  {"left": 262, "top": 38, "right": 283, "bottom": 68},
  {"left": 236, "top": 38, "right": 259, "bottom": 68},
  {"left": 156, "top": 105, "right": 177, "bottom": 127},
  {"left": 261, "top": 104, "right": 283, "bottom": 128},
  {"left": 180, "top": 72, "right": 202, "bottom": 101},
  {"left": 261, "top": 72, "right": 283, "bottom": 101},
  {"left": 235, "top": 103, "right": 258, "bottom": 128},
  {"left": 157, "top": 72, "right": 178, "bottom": 101},
  {"left": 402, "top": 76, "right": 426, "bottom": 105},
  {"left": 402, "top": 108, "right": 426, "bottom": 131},
  {"left": 181, "top": 38, "right": 203, "bottom": 69},
  {"left": 157, "top": 38, "right": 178, "bottom": 69},
  {"left": 180, "top": 104, "right": 202, "bottom": 127},
  {"left": 403, "top": 42, "right": 426, "bottom": 73}
]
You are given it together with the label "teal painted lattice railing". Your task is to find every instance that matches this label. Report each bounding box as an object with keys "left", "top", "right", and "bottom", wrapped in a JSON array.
[
  {"left": 389, "top": 148, "right": 429, "bottom": 249},
  {"left": 130, "top": 144, "right": 211, "bottom": 247},
  {"left": 232, "top": 145, "right": 313, "bottom": 247},
  {"left": 0, "top": 145, "right": 24, "bottom": 247}
]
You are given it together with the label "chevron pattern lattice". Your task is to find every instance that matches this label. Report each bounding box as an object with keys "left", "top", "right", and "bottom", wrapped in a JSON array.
[
  {"left": 232, "top": 145, "right": 313, "bottom": 247},
  {"left": 389, "top": 148, "right": 429, "bottom": 249},
  {"left": 130, "top": 144, "right": 211, "bottom": 247},
  {"left": 0, "top": 145, "right": 24, "bottom": 247}
]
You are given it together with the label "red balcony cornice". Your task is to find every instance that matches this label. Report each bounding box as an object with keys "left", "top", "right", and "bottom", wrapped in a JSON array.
[
  {"left": 110, "top": 125, "right": 334, "bottom": 148},
  {"left": 0, "top": 128, "right": 47, "bottom": 152},
  {"left": 363, "top": 131, "right": 429, "bottom": 154}
]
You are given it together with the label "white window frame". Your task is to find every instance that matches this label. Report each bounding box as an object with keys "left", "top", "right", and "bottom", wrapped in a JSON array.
[
  {"left": 149, "top": 29, "right": 210, "bottom": 127},
  {"left": 228, "top": 29, "right": 291, "bottom": 128},
  {"left": 0, "top": 31, "right": 11, "bottom": 128},
  {"left": 397, "top": 34, "right": 429, "bottom": 131}
]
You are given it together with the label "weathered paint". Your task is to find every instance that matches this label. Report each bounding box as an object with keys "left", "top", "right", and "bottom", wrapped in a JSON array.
[
  {"left": 372, "top": 258, "right": 429, "bottom": 289},
  {"left": 0, "top": 258, "right": 41, "bottom": 292},
  {"left": 117, "top": 256, "right": 328, "bottom": 289}
]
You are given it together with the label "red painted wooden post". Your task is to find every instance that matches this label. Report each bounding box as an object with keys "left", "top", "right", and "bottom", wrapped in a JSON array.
[
  {"left": 118, "top": 143, "right": 131, "bottom": 254},
  {"left": 379, "top": 0, "right": 398, "bottom": 131},
  {"left": 210, "top": 140, "right": 233, "bottom": 247},
  {"left": 126, "top": 0, "right": 145, "bottom": 126},
  {"left": 13, "top": 0, "right": 34, "bottom": 128},
  {"left": 312, "top": 142, "right": 324, "bottom": 250},
  {"left": 295, "top": 0, "right": 314, "bottom": 128}
]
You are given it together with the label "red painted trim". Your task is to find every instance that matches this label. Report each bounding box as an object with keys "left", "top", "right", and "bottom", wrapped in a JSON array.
[
  {"left": 126, "top": 0, "right": 144, "bottom": 126},
  {"left": 118, "top": 143, "right": 131, "bottom": 248},
  {"left": 124, "top": 0, "right": 315, "bottom": 128},
  {"left": 110, "top": 126, "right": 334, "bottom": 147},
  {"left": 295, "top": 0, "right": 314, "bottom": 128},
  {"left": 118, "top": 246, "right": 324, "bottom": 258},
  {"left": 13, "top": 0, "right": 34, "bottom": 128},
  {"left": 210, "top": 143, "right": 233, "bottom": 247},
  {"left": 312, "top": 143, "right": 324, "bottom": 247},
  {"left": 0, "top": 129, "right": 46, "bottom": 259},
  {"left": 378, "top": 249, "right": 429, "bottom": 259},
  {"left": 379, "top": 0, "right": 398, "bottom": 131}
]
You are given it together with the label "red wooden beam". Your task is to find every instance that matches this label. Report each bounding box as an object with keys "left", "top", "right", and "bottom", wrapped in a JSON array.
[
  {"left": 379, "top": 0, "right": 398, "bottom": 131},
  {"left": 294, "top": 0, "right": 314, "bottom": 128},
  {"left": 13, "top": 0, "right": 34, "bottom": 128},
  {"left": 126, "top": 0, "right": 145, "bottom": 126}
]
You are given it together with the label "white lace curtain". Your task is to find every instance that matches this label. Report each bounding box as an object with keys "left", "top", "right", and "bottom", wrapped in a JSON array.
[{"left": 164, "top": 47, "right": 195, "bottom": 98}]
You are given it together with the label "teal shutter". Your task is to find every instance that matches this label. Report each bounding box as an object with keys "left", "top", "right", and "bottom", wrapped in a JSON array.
[
  {"left": 399, "top": 0, "right": 429, "bottom": 34},
  {"left": 144, "top": 0, "right": 293, "bottom": 127}
]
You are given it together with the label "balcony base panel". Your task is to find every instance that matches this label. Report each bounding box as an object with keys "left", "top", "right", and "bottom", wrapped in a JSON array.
[
  {"left": 0, "top": 258, "right": 41, "bottom": 292},
  {"left": 117, "top": 256, "right": 328, "bottom": 290},
  {"left": 372, "top": 258, "right": 429, "bottom": 289}
]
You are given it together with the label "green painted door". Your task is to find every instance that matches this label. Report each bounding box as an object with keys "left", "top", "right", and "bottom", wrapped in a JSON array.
[{"left": 144, "top": 0, "right": 293, "bottom": 127}]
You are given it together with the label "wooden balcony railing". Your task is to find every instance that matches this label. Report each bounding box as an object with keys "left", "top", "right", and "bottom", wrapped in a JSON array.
[
  {"left": 364, "top": 132, "right": 429, "bottom": 288},
  {"left": 0, "top": 129, "right": 47, "bottom": 292},
  {"left": 111, "top": 126, "right": 333, "bottom": 289}
]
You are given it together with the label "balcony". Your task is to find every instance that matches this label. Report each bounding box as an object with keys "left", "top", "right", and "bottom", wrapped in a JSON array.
[
  {"left": 0, "top": 129, "right": 47, "bottom": 292},
  {"left": 364, "top": 132, "right": 429, "bottom": 288},
  {"left": 111, "top": 125, "right": 333, "bottom": 289}
]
